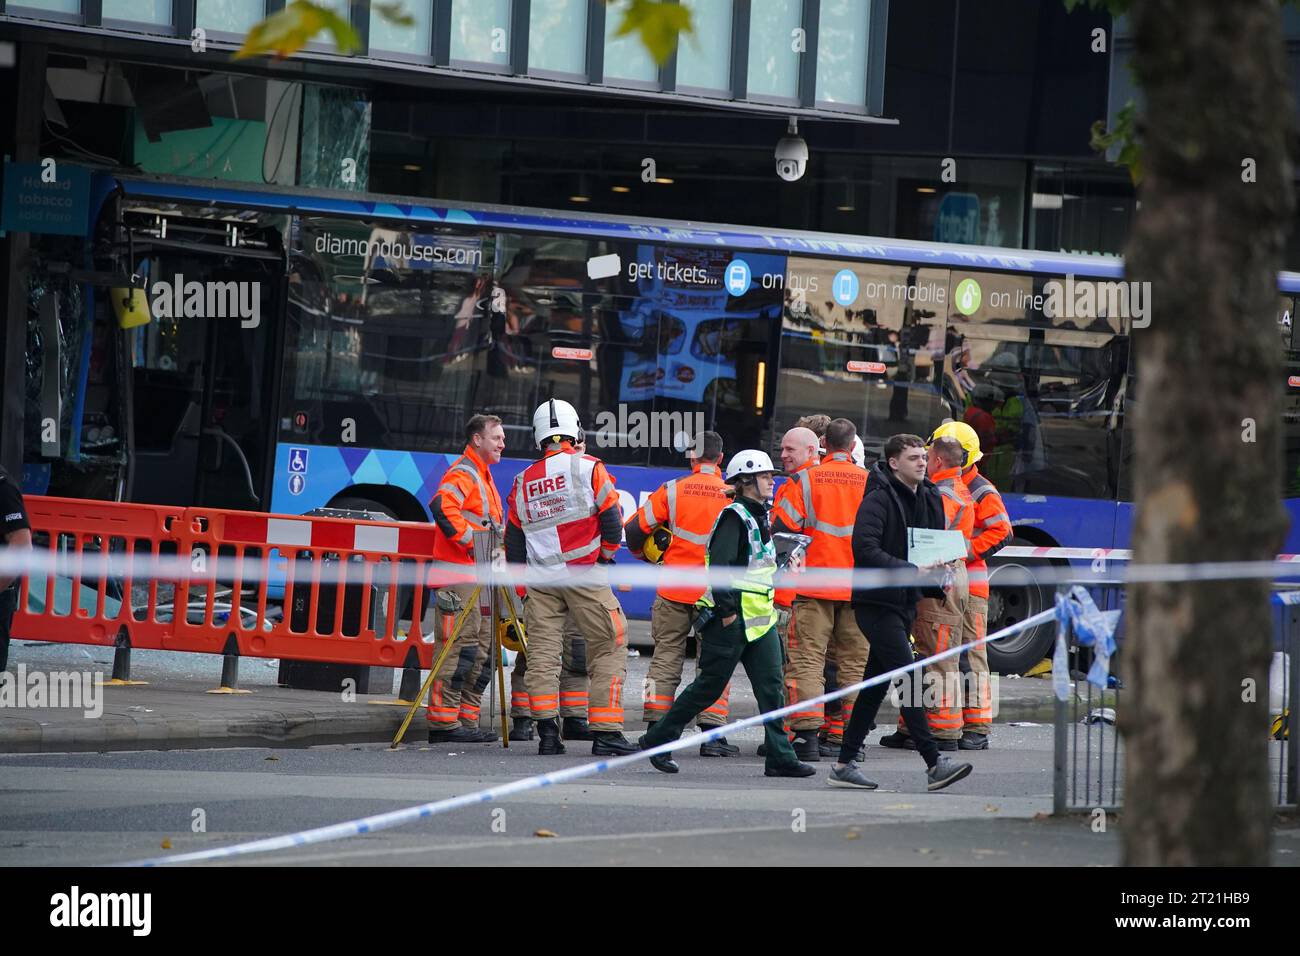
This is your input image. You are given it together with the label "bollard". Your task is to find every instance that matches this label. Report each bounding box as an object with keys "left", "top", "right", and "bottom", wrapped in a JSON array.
[
  {"left": 397, "top": 647, "right": 422, "bottom": 703},
  {"left": 111, "top": 632, "right": 132, "bottom": 682},
  {"left": 208, "top": 634, "right": 251, "bottom": 694}
]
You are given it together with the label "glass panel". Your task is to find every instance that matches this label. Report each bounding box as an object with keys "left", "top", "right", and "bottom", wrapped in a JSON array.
[
  {"left": 815, "top": 0, "right": 868, "bottom": 107},
  {"left": 283, "top": 218, "right": 497, "bottom": 454},
  {"left": 103, "top": 0, "right": 172, "bottom": 23},
  {"left": 197, "top": 0, "right": 264, "bottom": 34},
  {"left": 776, "top": 258, "right": 950, "bottom": 463},
  {"left": 1031, "top": 163, "right": 1136, "bottom": 258},
  {"left": 451, "top": 0, "right": 512, "bottom": 65},
  {"left": 1280, "top": 297, "right": 1300, "bottom": 497},
  {"left": 529, "top": 0, "right": 587, "bottom": 74},
  {"left": 12, "top": 0, "right": 80, "bottom": 13},
  {"left": 604, "top": 0, "right": 658, "bottom": 85},
  {"left": 676, "top": 0, "right": 732, "bottom": 91},
  {"left": 944, "top": 271, "right": 1128, "bottom": 498},
  {"left": 595, "top": 244, "right": 785, "bottom": 466},
  {"left": 747, "top": 0, "right": 801, "bottom": 99},
  {"left": 370, "top": 0, "right": 433, "bottom": 54}
]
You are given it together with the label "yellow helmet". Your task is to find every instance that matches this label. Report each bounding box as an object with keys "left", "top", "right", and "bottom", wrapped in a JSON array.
[
  {"left": 641, "top": 527, "right": 673, "bottom": 564},
  {"left": 928, "top": 419, "right": 983, "bottom": 467},
  {"left": 497, "top": 619, "right": 526, "bottom": 653}
]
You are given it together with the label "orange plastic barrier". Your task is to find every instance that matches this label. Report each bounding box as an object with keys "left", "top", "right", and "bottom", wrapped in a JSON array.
[{"left": 11, "top": 496, "right": 441, "bottom": 670}]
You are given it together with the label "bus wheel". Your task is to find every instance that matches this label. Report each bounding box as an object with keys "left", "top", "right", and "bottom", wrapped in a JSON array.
[{"left": 986, "top": 540, "right": 1056, "bottom": 675}]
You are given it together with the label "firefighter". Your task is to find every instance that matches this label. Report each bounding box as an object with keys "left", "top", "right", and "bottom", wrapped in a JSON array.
[
  {"left": 879, "top": 435, "right": 973, "bottom": 751},
  {"left": 929, "top": 420, "right": 1013, "bottom": 749},
  {"left": 505, "top": 430, "right": 596, "bottom": 744},
  {"left": 773, "top": 418, "right": 870, "bottom": 762},
  {"left": 505, "top": 399, "right": 637, "bottom": 757},
  {"left": 773, "top": 425, "right": 822, "bottom": 654},
  {"left": 638, "top": 449, "right": 815, "bottom": 779},
  {"left": 625, "top": 431, "right": 735, "bottom": 756},
  {"left": 425, "top": 414, "right": 506, "bottom": 744}
]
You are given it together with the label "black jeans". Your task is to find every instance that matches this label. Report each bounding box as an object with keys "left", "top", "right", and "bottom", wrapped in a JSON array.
[
  {"left": 0, "top": 585, "right": 15, "bottom": 671},
  {"left": 840, "top": 605, "right": 940, "bottom": 768},
  {"left": 642, "top": 619, "right": 800, "bottom": 770}
]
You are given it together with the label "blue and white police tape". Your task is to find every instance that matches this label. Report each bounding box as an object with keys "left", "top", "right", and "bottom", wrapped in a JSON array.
[
  {"left": 120, "top": 605, "right": 1059, "bottom": 867},
  {"left": 6, "top": 547, "right": 1300, "bottom": 594}
]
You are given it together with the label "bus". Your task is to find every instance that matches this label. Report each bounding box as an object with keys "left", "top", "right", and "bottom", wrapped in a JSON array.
[{"left": 18, "top": 168, "right": 1300, "bottom": 673}]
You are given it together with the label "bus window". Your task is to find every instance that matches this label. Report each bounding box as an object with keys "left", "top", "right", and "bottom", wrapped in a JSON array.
[
  {"left": 1280, "top": 296, "right": 1300, "bottom": 497},
  {"left": 945, "top": 321, "right": 1126, "bottom": 499},
  {"left": 774, "top": 258, "right": 950, "bottom": 462},
  {"left": 282, "top": 218, "right": 497, "bottom": 454}
]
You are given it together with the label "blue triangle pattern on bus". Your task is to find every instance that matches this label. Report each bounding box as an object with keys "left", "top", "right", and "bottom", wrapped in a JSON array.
[
  {"left": 339, "top": 445, "right": 370, "bottom": 476},
  {"left": 350, "top": 451, "right": 388, "bottom": 485}
]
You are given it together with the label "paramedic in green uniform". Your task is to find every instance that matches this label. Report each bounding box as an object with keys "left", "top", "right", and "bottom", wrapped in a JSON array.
[{"left": 638, "top": 449, "right": 815, "bottom": 779}]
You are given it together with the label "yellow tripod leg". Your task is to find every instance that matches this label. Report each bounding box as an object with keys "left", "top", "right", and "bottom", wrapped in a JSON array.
[{"left": 390, "top": 585, "right": 482, "bottom": 750}]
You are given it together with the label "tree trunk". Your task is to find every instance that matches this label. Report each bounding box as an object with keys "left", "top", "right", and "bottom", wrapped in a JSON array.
[{"left": 1124, "top": 0, "right": 1294, "bottom": 865}]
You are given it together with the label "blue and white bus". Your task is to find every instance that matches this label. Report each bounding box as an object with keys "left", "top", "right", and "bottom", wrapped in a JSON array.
[{"left": 20, "top": 168, "right": 1300, "bottom": 672}]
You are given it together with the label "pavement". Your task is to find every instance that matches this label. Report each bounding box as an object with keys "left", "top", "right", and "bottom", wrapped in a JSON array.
[{"left": 0, "top": 620, "right": 1074, "bottom": 753}]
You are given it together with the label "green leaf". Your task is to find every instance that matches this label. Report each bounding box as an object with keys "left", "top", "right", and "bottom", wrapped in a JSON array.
[
  {"left": 372, "top": 2, "right": 415, "bottom": 27},
  {"left": 1090, "top": 100, "right": 1142, "bottom": 185},
  {"left": 611, "top": 0, "right": 693, "bottom": 66},
  {"left": 234, "top": 0, "right": 361, "bottom": 61}
]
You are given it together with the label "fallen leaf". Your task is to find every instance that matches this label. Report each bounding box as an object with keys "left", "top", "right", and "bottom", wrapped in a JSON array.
[
  {"left": 984, "top": 804, "right": 1000, "bottom": 813},
  {"left": 265, "top": 755, "right": 279, "bottom": 761},
  {"left": 1033, "top": 811, "right": 1050, "bottom": 822},
  {"left": 844, "top": 831, "right": 861, "bottom": 841},
  {"left": 917, "top": 847, "right": 932, "bottom": 855},
  {"left": 160, "top": 838, "right": 172, "bottom": 849},
  {"left": 534, "top": 829, "right": 557, "bottom": 838}
]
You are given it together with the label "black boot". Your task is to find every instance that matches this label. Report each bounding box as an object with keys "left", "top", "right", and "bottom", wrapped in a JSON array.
[
  {"left": 537, "top": 718, "right": 566, "bottom": 755},
  {"left": 429, "top": 726, "right": 495, "bottom": 744},
  {"left": 509, "top": 717, "right": 535, "bottom": 741},
  {"left": 592, "top": 731, "right": 638, "bottom": 756},
  {"left": 639, "top": 734, "right": 679, "bottom": 773},
  {"left": 791, "top": 731, "right": 821, "bottom": 762},
  {"left": 699, "top": 732, "right": 741, "bottom": 757},
  {"left": 562, "top": 716, "right": 595, "bottom": 741}
]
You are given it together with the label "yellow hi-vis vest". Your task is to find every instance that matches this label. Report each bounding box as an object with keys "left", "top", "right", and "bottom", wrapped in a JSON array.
[{"left": 698, "top": 502, "right": 777, "bottom": 642}]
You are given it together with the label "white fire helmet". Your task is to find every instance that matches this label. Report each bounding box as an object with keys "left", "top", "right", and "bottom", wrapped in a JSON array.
[
  {"left": 724, "top": 449, "right": 778, "bottom": 482},
  {"left": 851, "top": 434, "right": 866, "bottom": 468},
  {"left": 533, "top": 398, "right": 582, "bottom": 448}
]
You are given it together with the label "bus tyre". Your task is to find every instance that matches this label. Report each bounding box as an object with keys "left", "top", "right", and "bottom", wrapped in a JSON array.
[{"left": 985, "top": 539, "right": 1057, "bottom": 675}]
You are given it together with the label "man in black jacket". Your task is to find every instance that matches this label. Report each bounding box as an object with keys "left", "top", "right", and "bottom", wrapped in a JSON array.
[{"left": 826, "top": 434, "right": 973, "bottom": 792}]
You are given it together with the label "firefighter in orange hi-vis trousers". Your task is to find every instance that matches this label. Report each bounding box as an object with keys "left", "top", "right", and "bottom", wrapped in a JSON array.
[
  {"left": 772, "top": 418, "right": 870, "bottom": 763},
  {"left": 504, "top": 399, "right": 638, "bottom": 757},
  {"left": 505, "top": 430, "right": 598, "bottom": 745},
  {"left": 425, "top": 414, "right": 506, "bottom": 745},
  {"left": 624, "top": 430, "right": 735, "bottom": 756},
  {"left": 932, "top": 421, "right": 1013, "bottom": 749},
  {"left": 880, "top": 435, "right": 973, "bottom": 751}
]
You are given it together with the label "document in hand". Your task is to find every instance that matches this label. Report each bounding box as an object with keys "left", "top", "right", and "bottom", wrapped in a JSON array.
[{"left": 907, "top": 528, "right": 967, "bottom": 567}]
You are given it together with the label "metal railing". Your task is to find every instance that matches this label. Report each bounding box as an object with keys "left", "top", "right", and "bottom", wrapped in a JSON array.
[{"left": 1052, "top": 582, "right": 1298, "bottom": 814}]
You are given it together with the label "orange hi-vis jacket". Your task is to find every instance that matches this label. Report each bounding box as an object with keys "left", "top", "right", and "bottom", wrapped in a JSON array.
[
  {"left": 773, "top": 451, "right": 868, "bottom": 602},
  {"left": 961, "top": 464, "right": 1012, "bottom": 599},
  {"left": 772, "top": 459, "right": 815, "bottom": 608},
  {"left": 507, "top": 443, "right": 621, "bottom": 582},
  {"left": 931, "top": 464, "right": 975, "bottom": 541},
  {"left": 429, "top": 445, "right": 503, "bottom": 586},
  {"left": 626, "top": 461, "right": 729, "bottom": 604}
]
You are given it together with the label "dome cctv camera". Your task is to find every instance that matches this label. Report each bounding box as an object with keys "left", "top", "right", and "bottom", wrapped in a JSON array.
[{"left": 775, "top": 117, "right": 808, "bottom": 182}]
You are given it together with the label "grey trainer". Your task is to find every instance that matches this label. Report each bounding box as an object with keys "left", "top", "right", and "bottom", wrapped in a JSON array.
[
  {"left": 827, "top": 761, "right": 879, "bottom": 790},
  {"left": 926, "top": 755, "right": 973, "bottom": 791}
]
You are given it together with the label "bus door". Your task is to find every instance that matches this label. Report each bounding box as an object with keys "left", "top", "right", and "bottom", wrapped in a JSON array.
[{"left": 124, "top": 223, "right": 285, "bottom": 511}]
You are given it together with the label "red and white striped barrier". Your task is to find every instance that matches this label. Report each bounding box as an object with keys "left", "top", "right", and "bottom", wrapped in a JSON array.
[{"left": 221, "top": 512, "right": 436, "bottom": 555}]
